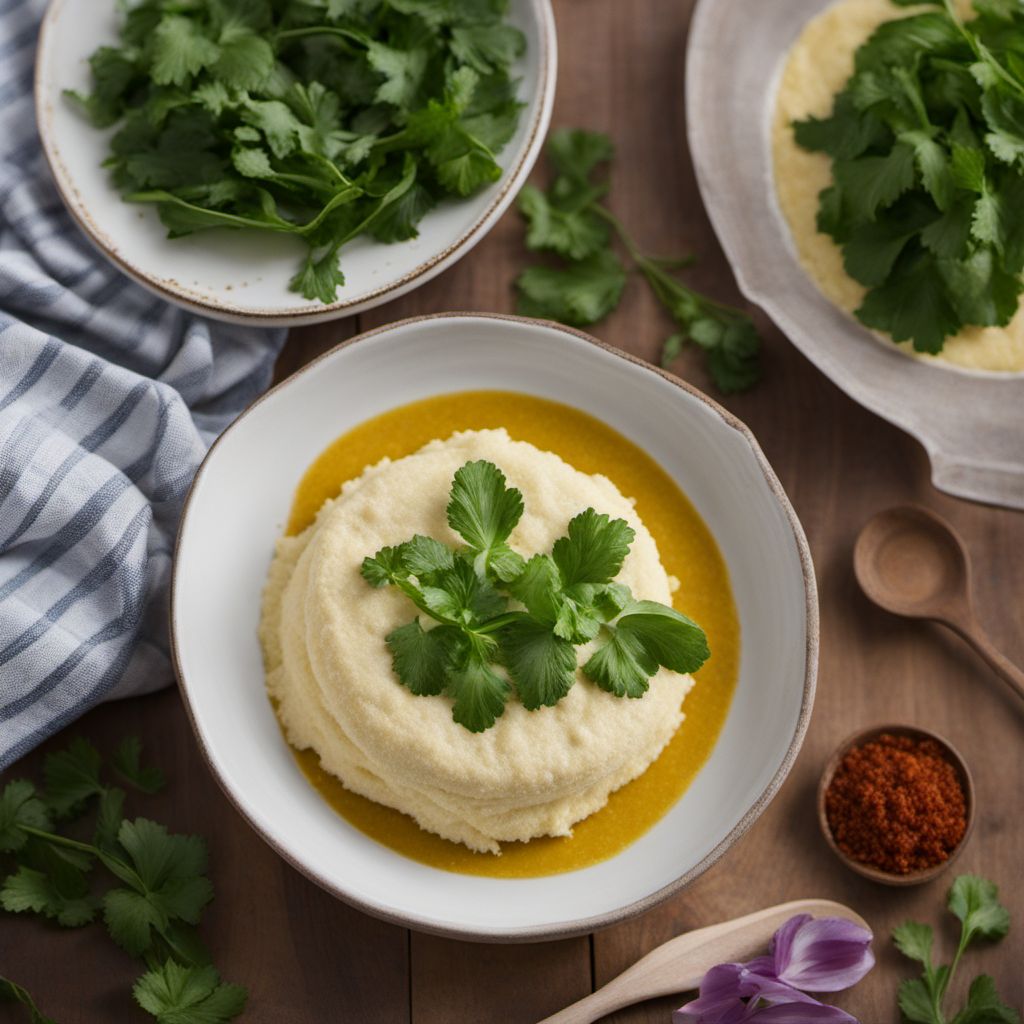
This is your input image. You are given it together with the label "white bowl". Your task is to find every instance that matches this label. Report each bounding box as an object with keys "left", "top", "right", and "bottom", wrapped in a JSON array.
[
  {"left": 687, "top": 0, "right": 1024, "bottom": 511},
  {"left": 171, "top": 314, "right": 818, "bottom": 941},
  {"left": 34, "top": 0, "right": 556, "bottom": 326}
]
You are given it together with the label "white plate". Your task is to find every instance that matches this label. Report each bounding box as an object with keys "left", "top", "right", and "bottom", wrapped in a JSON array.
[
  {"left": 34, "top": 0, "right": 556, "bottom": 326},
  {"left": 687, "top": 0, "right": 1024, "bottom": 510},
  {"left": 171, "top": 314, "right": 818, "bottom": 941}
]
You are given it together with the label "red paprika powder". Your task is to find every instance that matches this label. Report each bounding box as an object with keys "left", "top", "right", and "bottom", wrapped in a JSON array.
[{"left": 824, "top": 732, "right": 967, "bottom": 875}]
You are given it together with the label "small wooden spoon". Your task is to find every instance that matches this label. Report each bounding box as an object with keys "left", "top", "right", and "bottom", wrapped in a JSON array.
[
  {"left": 536, "top": 899, "right": 866, "bottom": 1024},
  {"left": 854, "top": 505, "right": 1024, "bottom": 706}
]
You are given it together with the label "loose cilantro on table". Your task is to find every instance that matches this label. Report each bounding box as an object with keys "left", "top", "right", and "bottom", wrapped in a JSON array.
[
  {"left": 0, "top": 738, "right": 245, "bottom": 1024},
  {"left": 361, "top": 459, "right": 710, "bottom": 732},
  {"left": 894, "top": 874, "right": 1018, "bottom": 1024},
  {"left": 514, "top": 129, "right": 762, "bottom": 395},
  {"left": 68, "top": 0, "right": 526, "bottom": 304},
  {"left": 793, "top": 0, "right": 1024, "bottom": 353}
]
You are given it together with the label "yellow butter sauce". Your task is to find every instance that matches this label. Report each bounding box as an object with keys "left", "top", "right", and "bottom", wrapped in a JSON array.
[{"left": 280, "top": 390, "right": 739, "bottom": 877}]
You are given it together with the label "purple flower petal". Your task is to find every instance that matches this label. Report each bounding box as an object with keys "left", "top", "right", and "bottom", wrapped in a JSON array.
[
  {"left": 746, "top": 1002, "right": 859, "bottom": 1023},
  {"left": 769, "top": 916, "right": 875, "bottom": 993},
  {"left": 675, "top": 965, "right": 823, "bottom": 1023},
  {"left": 674, "top": 964, "right": 751, "bottom": 1023}
]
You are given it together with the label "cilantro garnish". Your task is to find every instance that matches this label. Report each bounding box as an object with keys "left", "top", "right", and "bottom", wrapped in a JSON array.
[
  {"left": 134, "top": 961, "right": 247, "bottom": 1024},
  {"left": 893, "top": 874, "right": 1018, "bottom": 1024},
  {"left": 793, "top": 0, "right": 1024, "bottom": 353},
  {"left": 0, "top": 738, "right": 245, "bottom": 1024},
  {"left": 67, "top": 0, "right": 526, "bottom": 304},
  {"left": 514, "top": 129, "right": 762, "bottom": 394},
  {"left": 361, "top": 459, "right": 710, "bottom": 732}
]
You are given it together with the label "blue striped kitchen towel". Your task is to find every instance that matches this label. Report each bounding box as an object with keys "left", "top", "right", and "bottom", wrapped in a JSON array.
[{"left": 0, "top": 0, "right": 286, "bottom": 768}]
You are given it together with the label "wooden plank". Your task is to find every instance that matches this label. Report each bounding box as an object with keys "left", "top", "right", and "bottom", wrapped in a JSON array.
[{"left": 409, "top": 933, "right": 591, "bottom": 1024}]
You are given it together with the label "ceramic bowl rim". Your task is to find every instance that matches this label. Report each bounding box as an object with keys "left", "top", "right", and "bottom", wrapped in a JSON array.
[{"left": 169, "top": 311, "right": 820, "bottom": 941}]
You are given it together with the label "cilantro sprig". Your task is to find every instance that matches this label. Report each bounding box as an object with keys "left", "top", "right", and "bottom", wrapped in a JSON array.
[
  {"left": 793, "top": 0, "right": 1024, "bottom": 353},
  {"left": 361, "top": 459, "right": 710, "bottom": 732},
  {"left": 894, "top": 874, "right": 1018, "bottom": 1024},
  {"left": 0, "top": 737, "right": 245, "bottom": 1024},
  {"left": 514, "top": 129, "right": 762, "bottom": 394},
  {"left": 68, "top": 0, "right": 526, "bottom": 304}
]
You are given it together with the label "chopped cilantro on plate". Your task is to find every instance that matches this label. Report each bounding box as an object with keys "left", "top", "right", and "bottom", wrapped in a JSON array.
[
  {"left": 67, "top": 0, "right": 526, "bottom": 304},
  {"left": 362, "top": 459, "right": 710, "bottom": 732},
  {"left": 793, "top": 0, "right": 1024, "bottom": 353}
]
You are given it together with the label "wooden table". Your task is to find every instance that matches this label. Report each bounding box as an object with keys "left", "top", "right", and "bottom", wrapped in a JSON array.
[{"left": 4, "top": 1, "right": 1023, "bottom": 1020}]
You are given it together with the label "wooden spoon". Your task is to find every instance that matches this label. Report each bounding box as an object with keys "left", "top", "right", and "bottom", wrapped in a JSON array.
[
  {"left": 536, "top": 899, "right": 866, "bottom": 1024},
  {"left": 853, "top": 505, "right": 1024, "bottom": 706}
]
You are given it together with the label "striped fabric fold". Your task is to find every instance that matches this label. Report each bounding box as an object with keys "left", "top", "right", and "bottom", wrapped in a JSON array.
[{"left": 0, "top": 0, "right": 286, "bottom": 768}]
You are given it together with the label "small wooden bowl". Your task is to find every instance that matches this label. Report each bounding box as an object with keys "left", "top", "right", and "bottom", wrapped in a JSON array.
[{"left": 817, "top": 725, "right": 975, "bottom": 887}]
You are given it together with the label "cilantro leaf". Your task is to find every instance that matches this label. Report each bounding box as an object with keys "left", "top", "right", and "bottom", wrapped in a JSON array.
[
  {"left": 103, "top": 819, "right": 214, "bottom": 957},
  {"left": 499, "top": 618, "right": 577, "bottom": 710},
  {"left": 133, "top": 960, "right": 246, "bottom": 1024},
  {"left": 151, "top": 16, "right": 220, "bottom": 87},
  {"left": 834, "top": 143, "right": 917, "bottom": 222},
  {"left": 899, "top": 977, "right": 944, "bottom": 1024},
  {"left": 112, "top": 737, "right": 166, "bottom": 795},
  {"left": 94, "top": 786, "right": 127, "bottom": 852},
  {"left": 857, "top": 248, "right": 961, "bottom": 353},
  {"left": 948, "top": 875, "right": 1011, "bottom": 945},
  {"left": 362, "top": 544, "right": 411, "bottom": 587},
  {"left": 402, "top": 535, "right": 456, "bottom": 577},
  {"left": 517, "top": 184, "right": 609, "bottom": 261},
  {"left": 367, "top": 181, "right": 436, "bottom": 242},
  {"left": 421, "top": 556, "right": 507, "bottom": 623},
  {"left": 446, "top": 652, "right": 510, "bottom": 733},
  {"left": 67, "top": 0, "right": 525, "bottom": 306},
  {"left": 951, "top": 975, "right": 1020, "bottom": 1024},
  {"left": 446, "top": 460, "right": 525, "bottom": 581},
  {"left": 553, "top": 509, "right": 634, "bottom": 588},
  {"left": 693, "top": 318, "right": 761, "bottom": 395},
  {"left": 0, "top": 781, "right": 51, "bottom": 852},
  {"left": 1, "top": 862, "right": 96, "bottom": 928},
  {"left": 584, "top": 601, "right": 710, "bottom": 698},
  {"left": 385, "top": 620, "right": 458, "bottom": 696},
  {"left": 364, "top": 460, "right": 711, "bottom": 729},
  {"left": 289, "top": 245, "right": 345, "bottom": 305},
  {"left": 506, "top": 554, "right": 562, "bottom": 623},
  {"left": 366, "top": 41, "right": 428, "bottom": 110},
  {"left": 516, "top": 250, "right": 628, "bottom": 326},
  {"left": 0, "top": 977, "right": 57, "bottom": 1024},
  {"left": 794, "top": 2, "right": 1024, "bottom": 353},
  {"left": 212, "top": 28, "right": 274, "bottom": 91},
  {"left": 893, "top": 921, "right": 935, "bottom": 967},
  {"left": 42, "top": 737, "right": 104, "bottom": 818},
  {"left": 450, "top": 23, "right": 525, "bottom": 74}
]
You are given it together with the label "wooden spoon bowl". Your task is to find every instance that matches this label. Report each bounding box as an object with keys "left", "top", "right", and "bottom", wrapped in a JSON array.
[
  {"left": 817, "top": 724, "right": 975, "bottom": 887},
  {"left": 854, "top": 505, "right": 1024, "bottom": 706},
  {"left": 854, "top": 505, "right": 970, "bottom": 622}
]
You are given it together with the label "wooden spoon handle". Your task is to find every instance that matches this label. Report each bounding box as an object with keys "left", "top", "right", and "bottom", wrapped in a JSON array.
[
  {"left": 535, "top": 900, "right": 867, "bottom": 1024},
  {"left": 956, "top": 623, "right": 1024, "bottom": 705}
]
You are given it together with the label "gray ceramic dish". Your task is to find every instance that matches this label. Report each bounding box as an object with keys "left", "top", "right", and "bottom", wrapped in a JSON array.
[{"left": 686, "top": 0, "right": 1024, "bottom": 511}]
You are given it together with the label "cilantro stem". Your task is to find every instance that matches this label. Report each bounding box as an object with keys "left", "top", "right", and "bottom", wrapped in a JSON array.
[
  {"left": 591, "top": 203, "right": 748, "bottom": 324},
  {"left": 20, "top": 824, "right": 146, "bottom": 892},
  {"left": 941, "top": 0, "right": 1024, "bottom": 99},
  {"left": 474, "top": 612, "right": 524, "bottom": 634},
  {"left": 591, "top": 203, "right": 644, "bottom": 262},
  {"left": 274, "top": 25, "right": 364, "bottom": 53}
]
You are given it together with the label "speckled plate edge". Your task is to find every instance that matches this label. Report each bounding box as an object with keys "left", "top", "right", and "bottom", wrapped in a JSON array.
[
  {"left": 686, "top": 0, "right": 1024, "bottom": 511},
  {"left": 168, "top": 312, "right": 819, "bottom": 943},
  {"left": 34, "top": 0, "right": 557, "bottom": 327}
]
